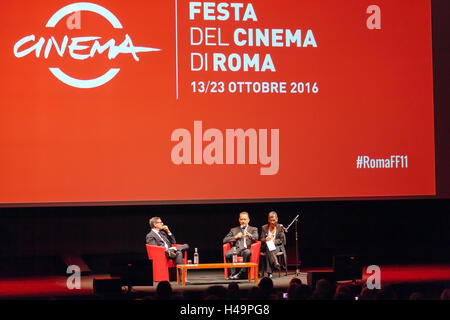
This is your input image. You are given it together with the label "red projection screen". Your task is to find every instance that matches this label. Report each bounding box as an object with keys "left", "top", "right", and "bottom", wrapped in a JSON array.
[{"left": 0, "top": 0, "right": 435, "bottom": 205}]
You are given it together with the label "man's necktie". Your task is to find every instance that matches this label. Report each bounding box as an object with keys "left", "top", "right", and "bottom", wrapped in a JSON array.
[
  {"left": 156, "top": 231, "right": 169, "bottom": 249},
  {"left": 243, "top": 227, "right": 247, "bottom": 248}
]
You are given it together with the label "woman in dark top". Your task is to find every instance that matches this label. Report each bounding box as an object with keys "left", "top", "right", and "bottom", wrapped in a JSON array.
[{"left": 260, "top": 211, "right": 286, "bottom": 277}]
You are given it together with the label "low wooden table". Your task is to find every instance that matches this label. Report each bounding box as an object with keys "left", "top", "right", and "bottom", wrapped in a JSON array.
[{"left": 176, "top": 262, "right": 258, "bottom": 286}]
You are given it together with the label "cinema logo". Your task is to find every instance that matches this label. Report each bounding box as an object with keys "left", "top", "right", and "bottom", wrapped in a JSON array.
[
  {"left": 171, "top": 121, "right": 279, "bottom": 175},
  {"left": 13, "top": 2, "right": 160, "bottom": 89}
]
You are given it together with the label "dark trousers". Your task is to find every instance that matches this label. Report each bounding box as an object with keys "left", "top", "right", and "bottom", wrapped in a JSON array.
[
  {"left": 225, "top": 247, "right": 251, "bottom": 275},
  {"left": 262, "top": 244, "right": 282, "bottom": 274},
  {"left": 167, "top": 243, "right": 189, "bottom": 265}
]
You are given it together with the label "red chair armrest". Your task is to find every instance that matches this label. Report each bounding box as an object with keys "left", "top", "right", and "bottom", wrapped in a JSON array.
[
  {"left": 223, "top": 243, "right": 231, "bottom": 252},
  {"left": 223, "top": 243, "right": 231, "bottom": 278},
  {"left": 146, "top": 244, "right": 166, "bottom": 260},
  {"left": 145, "top": 244, "right": 170, "bottom": 282},
  {"left": 250, "top": 241, "right": 261, "bottom": 264}
]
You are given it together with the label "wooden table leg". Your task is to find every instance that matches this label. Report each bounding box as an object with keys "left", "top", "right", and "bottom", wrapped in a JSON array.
[
  {"left": 182, "top": 267, "right": 186, "bottom": 286},
  {"left": 254, "top": 266, "right": 258, "bottom": 284}
]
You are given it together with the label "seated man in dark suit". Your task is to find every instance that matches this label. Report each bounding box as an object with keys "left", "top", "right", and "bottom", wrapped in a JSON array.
[
  {"left": 146, "top": 216, "right": 189, "bottom": 265},
  {"left": 223, "top": 211, "right": 259, "bottom": 279},
  {"left": 260, "top": 211, "right": 286, "bottom": 277}
]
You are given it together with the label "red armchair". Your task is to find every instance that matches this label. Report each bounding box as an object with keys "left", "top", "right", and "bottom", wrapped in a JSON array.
[
  {"left": 223, "top": 241, "right": 261, "bottom": 280},
  {"left": 145, "top": 244, "right": 187, "bottom": 282}
]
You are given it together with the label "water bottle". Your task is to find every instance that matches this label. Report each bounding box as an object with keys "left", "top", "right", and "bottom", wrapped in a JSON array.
[
  {"left": 232, "top": 247, "right": 237, "bottom": 263},
  {"left": 194, "top": 247, "right": 199, "bottom": 264}
]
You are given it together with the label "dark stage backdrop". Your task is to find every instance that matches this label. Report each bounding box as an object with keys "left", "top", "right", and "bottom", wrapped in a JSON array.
[{"left": 0, "top": 199, "right": 448, "bottom": 276}]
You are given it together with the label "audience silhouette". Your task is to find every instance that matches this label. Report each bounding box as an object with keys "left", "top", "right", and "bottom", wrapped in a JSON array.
[{"left": 99, "top": 276, "right": 449, "bottom": 301}]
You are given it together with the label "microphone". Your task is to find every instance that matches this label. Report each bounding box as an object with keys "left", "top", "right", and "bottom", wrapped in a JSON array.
[{"left": 280, "top": 224, "right": 288, "bottom": 233}]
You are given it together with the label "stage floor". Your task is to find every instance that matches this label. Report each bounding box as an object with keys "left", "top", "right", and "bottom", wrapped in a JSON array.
[
  {"left": 0, "top": 269, "right": 307, "bottom": 299},
  {"left": 1, "top": 265, "right": 449, "bottom": 299}
]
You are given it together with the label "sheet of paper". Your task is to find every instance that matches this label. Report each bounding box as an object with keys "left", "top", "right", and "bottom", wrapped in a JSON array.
[{"left": 266, "top": 239, "right": 276, "bottom": 251}]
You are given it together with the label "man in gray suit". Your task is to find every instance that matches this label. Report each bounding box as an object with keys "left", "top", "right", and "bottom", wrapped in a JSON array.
[
  {"left": 146, "top": 216, "right": 189, "bottom": 265},
  {"left": 223, "top": 211, "right": 259, "bottom": 279}
]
